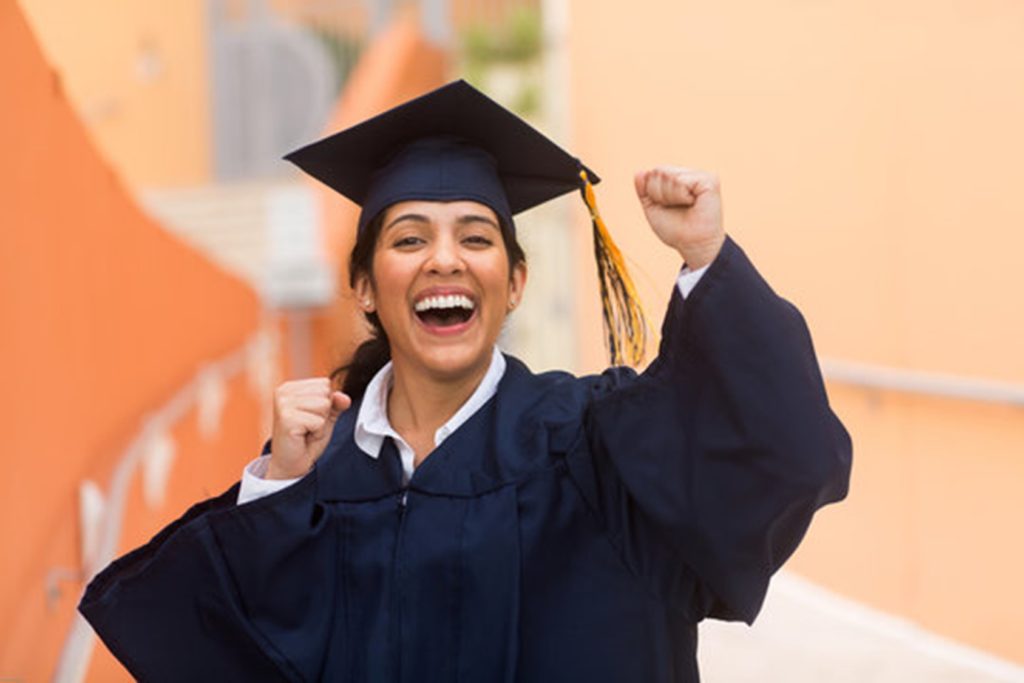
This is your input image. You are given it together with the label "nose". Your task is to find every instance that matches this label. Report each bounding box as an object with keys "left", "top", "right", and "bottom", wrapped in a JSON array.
[{"left": 425, "top": 233, "right": 464, "bottom": 275}]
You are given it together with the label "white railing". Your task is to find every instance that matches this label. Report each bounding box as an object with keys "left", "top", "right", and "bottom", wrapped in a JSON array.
[
  {"left": 52, "top": 322, "right": 279, "bottom": 683},
  {"left": 822, "top": 358, "right": 1024, "bottom": 408}
]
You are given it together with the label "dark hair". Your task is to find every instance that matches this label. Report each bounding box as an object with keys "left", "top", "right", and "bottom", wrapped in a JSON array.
[{"left": 330, "top": 207, "right": 527, "bottom": 399}]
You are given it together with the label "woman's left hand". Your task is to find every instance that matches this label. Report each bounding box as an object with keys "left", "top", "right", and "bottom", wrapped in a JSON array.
[{"left": 634, "top": 166, "right": 726, "bottom": 269}]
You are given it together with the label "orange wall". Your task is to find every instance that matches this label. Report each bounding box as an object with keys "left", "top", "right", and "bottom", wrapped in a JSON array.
[
  {"left": 18, "top": 0, "right": 211, "bottom": 187},
  {"left": 566, "top": 0, "right": 1024, "bottom": 664},
  {"left": 0, "top": 2, "right": 265, "bottom": 679}
]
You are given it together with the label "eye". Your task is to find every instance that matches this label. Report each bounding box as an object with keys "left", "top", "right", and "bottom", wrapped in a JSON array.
[
  {"left": 462, "top": 234, "right": 495, "bottom": 248},
  {"left": 392, "top": 235, "right": 424, "bottom": 248}
]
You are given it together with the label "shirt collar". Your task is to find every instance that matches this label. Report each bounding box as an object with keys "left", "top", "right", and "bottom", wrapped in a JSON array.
[{"left": 353, "top": 346, "right": 506, "bottom": 459}]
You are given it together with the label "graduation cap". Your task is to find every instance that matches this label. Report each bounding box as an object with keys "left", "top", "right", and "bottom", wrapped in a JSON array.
[{"left": 284, "top": 79, "right": 646, "bottom": 366}]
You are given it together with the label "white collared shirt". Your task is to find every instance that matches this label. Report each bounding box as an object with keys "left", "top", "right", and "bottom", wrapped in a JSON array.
[
  {"left": 354, "top": 346, "right": 506, "bottom": 484},
  {"left": 236, "top": 265, "right": 707, "bottom": 505},
  {"left": 237, "top": 347, "right": 506, "bottom": 504}
]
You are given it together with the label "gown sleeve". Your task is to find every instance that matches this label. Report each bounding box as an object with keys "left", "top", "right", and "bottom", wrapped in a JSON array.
[
  {"left": 576, "top": 235, "right": 852, "bottom": 624},
  {"left": 78, "top": 438, "right": 331, "bottom": 682}
]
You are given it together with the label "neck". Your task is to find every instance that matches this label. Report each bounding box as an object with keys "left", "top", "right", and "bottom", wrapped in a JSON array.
[{"left": 387, "top": 352, "right": 493, "bottom": 460}]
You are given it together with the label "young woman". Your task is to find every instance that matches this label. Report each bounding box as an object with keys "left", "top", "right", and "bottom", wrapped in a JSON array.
[{"left": 80, "top": 81, "right": 851, "bottom": 682}]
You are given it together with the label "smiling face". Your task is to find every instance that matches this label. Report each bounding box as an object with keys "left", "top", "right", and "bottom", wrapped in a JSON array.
[{"left": 354, "top": 200, "right": 527, "bottom": 383}]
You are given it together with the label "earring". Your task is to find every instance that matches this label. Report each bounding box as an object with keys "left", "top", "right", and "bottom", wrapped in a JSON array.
[{"left": 508, "top": 299, "right": 517, "bottom": 310}]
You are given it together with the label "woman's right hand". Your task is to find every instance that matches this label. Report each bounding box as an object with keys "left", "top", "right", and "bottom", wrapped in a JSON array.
[{"left": 268, "top": 379, "right": 352, "bottom": 480}]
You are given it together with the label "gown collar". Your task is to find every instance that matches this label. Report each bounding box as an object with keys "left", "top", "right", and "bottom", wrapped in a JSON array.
[
  {"left": 353, "top": 347, "right": 507, "bottom": 483},
  {"left": 315, "top": 354, "right": 582, "bottom": 501}
]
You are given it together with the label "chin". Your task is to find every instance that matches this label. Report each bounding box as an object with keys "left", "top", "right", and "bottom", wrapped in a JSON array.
[
  {"left": 414, "top": 343, "right": 493, "bottom": 382},
  {"left": 388, "top": 325, "right": 489, "bottom": 381},
  {"left": 386, "top": 300, "right": 503, "bottom": 382}
]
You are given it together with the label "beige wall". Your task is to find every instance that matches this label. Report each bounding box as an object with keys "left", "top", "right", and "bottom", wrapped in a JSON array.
[
  {"left": 18, "top": 0, "right": 211, "bottom": 186},
  {"left": 566, "top": 0, "right": 1024, "bottom": 664}
]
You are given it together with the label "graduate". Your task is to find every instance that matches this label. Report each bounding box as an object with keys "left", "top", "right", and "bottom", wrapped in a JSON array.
[{"left": 79, "top": 80, "right": 852, "bottom": 682}]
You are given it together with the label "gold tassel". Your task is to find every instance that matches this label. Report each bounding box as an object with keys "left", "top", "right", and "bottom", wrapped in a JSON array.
[{"left": 579, "top": 169, "right": 648, "bottom": 367}]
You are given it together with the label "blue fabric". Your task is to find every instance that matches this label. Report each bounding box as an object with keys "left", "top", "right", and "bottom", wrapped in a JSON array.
[
  {"left": 80, "top": 237, "right": 852, "bottom": 682},
  {"left": 283, "top": 80, "right": 599, "bottom": 231},
  {"left": 358, "top": 137, "right": 513, "bottom": 234}
]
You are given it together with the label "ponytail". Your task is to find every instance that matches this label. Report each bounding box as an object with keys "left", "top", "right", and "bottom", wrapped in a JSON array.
[{"left": 331, "top": 315, "right": 390, "bottom": 400}]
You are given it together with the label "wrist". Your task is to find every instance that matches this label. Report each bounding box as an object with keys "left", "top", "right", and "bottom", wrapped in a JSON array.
[
  {"left": 267, "top": 457, "right": 308, "bottom": 480},
  {"left": 676, "top": 234, "right": 725, "bottom": 270}
]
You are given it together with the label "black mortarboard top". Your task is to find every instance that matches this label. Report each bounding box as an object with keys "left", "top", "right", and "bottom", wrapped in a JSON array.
[
  {"left": 283, "top": 79, "right": 600, "bottom": 234},
  {"left": 284, "top": 79, "right": 647, "bottom": 367}
]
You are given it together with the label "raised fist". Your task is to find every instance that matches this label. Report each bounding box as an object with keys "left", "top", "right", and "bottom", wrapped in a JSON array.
[
  {"left": 634, "top": 166, "right": 726, "bottom": 269},
  {"left": 268, "top": 379, "right": 351, "bottom": 479}
]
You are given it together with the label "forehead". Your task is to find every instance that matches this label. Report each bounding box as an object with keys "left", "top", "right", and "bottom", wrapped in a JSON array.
[{"left": 381, "top": 200, "right": 500, "bottom": 225}]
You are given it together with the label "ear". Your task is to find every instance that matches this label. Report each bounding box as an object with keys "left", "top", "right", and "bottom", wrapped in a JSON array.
[
  {"left": 353, "top": 272, "right": 376, "bottom": 313},
  {"left": 508, "top": 261, "right": 527, "bottom": 309}
]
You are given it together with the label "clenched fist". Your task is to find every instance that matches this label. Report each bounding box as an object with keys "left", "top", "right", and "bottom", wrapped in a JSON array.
[
  {"left": 634, "top": 166, "right": 726, "bottom": 269},
  {"left": 268, "top": 379, "right": 352, "bottom": 480}
]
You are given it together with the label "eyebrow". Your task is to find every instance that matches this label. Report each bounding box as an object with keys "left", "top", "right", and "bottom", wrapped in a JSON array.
[
  {"left": 384, "top": 213, "right": 430, "bottom": 232},
  {"left": 383, "top": 212, "right": 501, "bottom": 232},
  {"left": 456, "top": 214, "right": 500, "bottom": 229}
]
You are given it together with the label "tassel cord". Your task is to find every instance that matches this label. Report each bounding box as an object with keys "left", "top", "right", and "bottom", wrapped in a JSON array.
[{"left": 578, "top": 170, "right": 648, "bottom": 367}]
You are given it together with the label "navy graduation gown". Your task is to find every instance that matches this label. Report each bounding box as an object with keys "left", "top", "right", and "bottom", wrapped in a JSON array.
[{"left": 80, "top": 237, "right": 851, "bottom": 682}]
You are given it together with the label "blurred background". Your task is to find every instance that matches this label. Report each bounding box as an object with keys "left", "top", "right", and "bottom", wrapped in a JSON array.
[{"left": 1, "top": 0, "right": 1022, "bottom": 680}]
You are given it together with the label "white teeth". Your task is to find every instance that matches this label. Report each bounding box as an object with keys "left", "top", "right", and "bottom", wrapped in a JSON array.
[{"left": 414, "top": 294, "right": 475, "bottom": 313}]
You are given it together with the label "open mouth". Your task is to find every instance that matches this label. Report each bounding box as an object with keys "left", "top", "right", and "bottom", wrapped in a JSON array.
[{"left": 413, "top": 293, "right": 476, "bottom": 329}]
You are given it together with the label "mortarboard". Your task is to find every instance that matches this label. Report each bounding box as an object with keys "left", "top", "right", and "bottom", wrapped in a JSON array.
[{"left": 284, "top": 79, "right": 646, "bottom": 366}]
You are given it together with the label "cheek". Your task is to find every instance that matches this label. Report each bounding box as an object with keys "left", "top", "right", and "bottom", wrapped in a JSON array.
[
  {"left": 476, "top": 252, "right": 512, "bottom": 287},
  {"left": 371, "top": 254, "right": 414, "bottom": 294},
  {"left": 481, "top": 264, "right": 514, "bottom": 312},
  {"left": 367, "top": 260, "right": 410, "bottom": 324}
]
